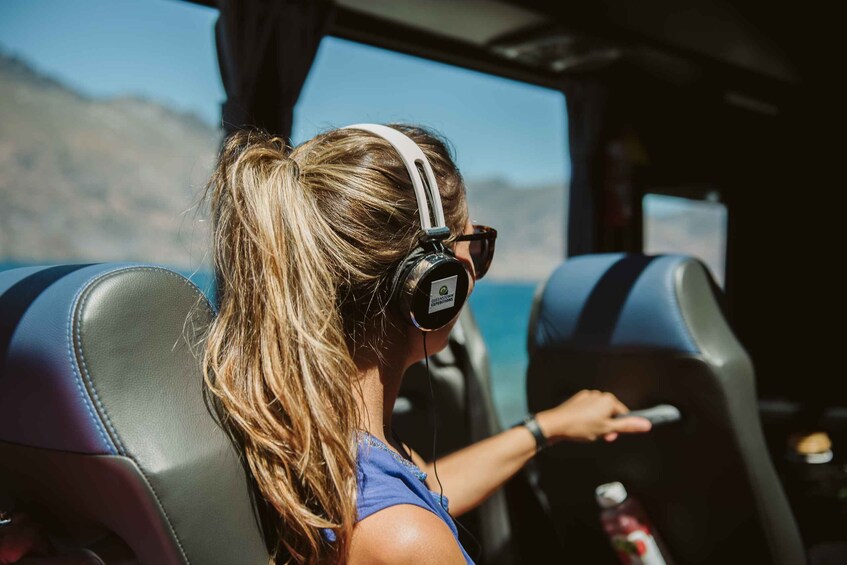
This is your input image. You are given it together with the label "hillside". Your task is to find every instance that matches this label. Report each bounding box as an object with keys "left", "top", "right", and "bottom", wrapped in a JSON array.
[
  {"left": 464, "top": 177, "right": 565, "bottom": 281},
  {"left": 0, "top": 53, "right": 220, "bottom": 268},
  {"left": 0, "top": 52, "right": 567, "bottom": 280}
]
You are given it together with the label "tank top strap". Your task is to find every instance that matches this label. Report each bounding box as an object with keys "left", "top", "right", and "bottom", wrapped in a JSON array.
[
  {"left": 354, "top": 433, "right": 475, "bottom": 564},
  {"left": 356, "top": 435, "right": 444, "bottom": 522}
]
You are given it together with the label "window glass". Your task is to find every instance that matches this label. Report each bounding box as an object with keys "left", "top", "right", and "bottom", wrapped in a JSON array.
[
  {"left": 643, "top": 193, "right": 728, "bottom": 286},
  {"left": 295, "top": 37, "right": 569, "bottom": 426},
  {"left": 0, "top": 5, "right": 568, "bottom": 427},
  {"left": 0, "top": 0, "right": 223, "bottom": 295}
]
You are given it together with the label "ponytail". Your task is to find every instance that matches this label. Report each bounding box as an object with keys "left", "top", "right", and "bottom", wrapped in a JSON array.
[
  {"left": 201, "top": 131, "right": 359, "bottom": 563},
  {"left": 200, "top": 125, "right": 467, "bottom": 564}
]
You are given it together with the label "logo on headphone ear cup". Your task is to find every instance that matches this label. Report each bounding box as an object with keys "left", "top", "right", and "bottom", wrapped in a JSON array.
[{"left": 390, "top": 247, "right": 469, "bottom": 331}]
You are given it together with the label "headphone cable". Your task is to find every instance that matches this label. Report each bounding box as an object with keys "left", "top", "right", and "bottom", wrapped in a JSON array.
[
  {"left": 422, "top": 331, "right": 482, "bottom": 561},
  {"left": 422, "top": 332, "right": 445, "bottom": 507}
]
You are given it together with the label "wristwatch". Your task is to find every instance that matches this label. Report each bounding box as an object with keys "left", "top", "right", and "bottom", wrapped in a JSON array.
[{"left": 516, "top": 414, "right": 549, "bottom": 452}]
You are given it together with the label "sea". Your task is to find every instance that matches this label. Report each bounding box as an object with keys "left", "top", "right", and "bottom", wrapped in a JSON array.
[{"left": 0, "top": 260, "right": 536, "bottom": 427}]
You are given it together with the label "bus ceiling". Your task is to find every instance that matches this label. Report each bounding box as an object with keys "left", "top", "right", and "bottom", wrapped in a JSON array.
[
  {"left": 185, "top": 0, "right": 817, "bottom": 263},
  {"left": 185, "top": 0, "right": 804, "bottom": 98}
]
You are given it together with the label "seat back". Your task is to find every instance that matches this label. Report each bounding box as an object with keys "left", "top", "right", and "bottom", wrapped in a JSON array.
[
  {"left": 0, "top": 263, "right": 269, "bottom": 564},
  {"left": 526, "top": 254, "right": 805, "bottom": 565}
]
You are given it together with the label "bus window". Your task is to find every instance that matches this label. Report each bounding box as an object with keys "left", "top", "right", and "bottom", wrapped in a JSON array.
[
  {"left": 295, "top": 37, "right": 570, "bottom": 426},
  {"left": 643, "top": 193, "right": 727, "bottom": 287},
  {"left": 0, "top": 0, "right": 223, "bottom": 293},
  {"left": 0, "top": 2, "right": 569, "bottom": 427}
]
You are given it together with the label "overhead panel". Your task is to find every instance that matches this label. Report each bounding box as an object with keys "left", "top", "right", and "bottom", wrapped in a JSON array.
[{"left": 337, "top": 0, "right": 548, "bottom": 47}]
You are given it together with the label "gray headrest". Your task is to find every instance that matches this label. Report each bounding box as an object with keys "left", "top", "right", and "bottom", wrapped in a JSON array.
[{"left": 0, "top": 263, "right": 269, "bottom": 564}]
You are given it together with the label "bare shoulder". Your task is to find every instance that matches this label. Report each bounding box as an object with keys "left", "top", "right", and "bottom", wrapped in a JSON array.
[{"left": 349, "top": 504, "right": 466, "bottom": 564}]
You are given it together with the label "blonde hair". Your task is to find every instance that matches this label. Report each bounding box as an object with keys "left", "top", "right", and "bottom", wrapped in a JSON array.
[{"left": 200, "top": 125, "right": 467, "bottom": 563}]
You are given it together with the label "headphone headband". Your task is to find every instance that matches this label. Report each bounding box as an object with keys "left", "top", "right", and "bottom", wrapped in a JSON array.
[
  {"left": 342, "top": 124, "right": 448, "bottom": 238},
  {"left": 340, "top": 123, "right": 468, "bottom": 331}
]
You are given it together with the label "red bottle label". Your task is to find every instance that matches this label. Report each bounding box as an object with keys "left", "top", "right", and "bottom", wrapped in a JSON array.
[{"left": 603, "top": 510, "right": 668, "bottom": 565}]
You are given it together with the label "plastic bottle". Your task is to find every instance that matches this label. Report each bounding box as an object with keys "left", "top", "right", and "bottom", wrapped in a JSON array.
[{"left": 596, "top": 481, "right": 673, "bottom": 565}]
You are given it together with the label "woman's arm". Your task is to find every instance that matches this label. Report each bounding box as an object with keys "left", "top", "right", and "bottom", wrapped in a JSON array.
[{"left": 407, "top": 390, "right": 652, "bottom": 516}]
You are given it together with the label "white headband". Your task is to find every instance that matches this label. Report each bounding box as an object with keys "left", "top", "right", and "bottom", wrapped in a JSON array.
[{"left": 342, "top": 124, "right": 448, "bottom": 238}]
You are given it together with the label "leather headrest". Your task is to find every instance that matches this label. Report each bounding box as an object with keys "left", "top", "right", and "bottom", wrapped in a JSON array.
[
  {"left": 0, "top": 262, "right": 269, "bottom": 564},
  {"left": 529, "top": 254, "right": 719, "bottom": 356}
]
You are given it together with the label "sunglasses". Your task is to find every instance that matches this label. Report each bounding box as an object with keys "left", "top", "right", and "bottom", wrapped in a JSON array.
[{"left": 453, "top": 224, "right": 497, "bottom": 280}]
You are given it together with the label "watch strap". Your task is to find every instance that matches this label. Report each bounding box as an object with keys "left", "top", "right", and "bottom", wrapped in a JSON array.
[{"left": 519, "top": 414, "right": 549, "bottom": 452}]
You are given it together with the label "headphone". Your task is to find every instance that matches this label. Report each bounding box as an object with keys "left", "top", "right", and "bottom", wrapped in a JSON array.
[{"left": 342, "top": 124, "right": 470, "bottom": 332}]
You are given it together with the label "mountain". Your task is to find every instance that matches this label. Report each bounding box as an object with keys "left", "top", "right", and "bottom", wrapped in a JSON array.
[
  {"left": 0, "top": 52, "right": 567, "bottom": 281},
  {"left": 464, "top": 177, "right": 565, "bottom": 281},
  {"left": 644, "top": 202, "right": 726, "bottom": 285},
  {"left": 0, "top": 52, "right": 220, "bottom": 269}
]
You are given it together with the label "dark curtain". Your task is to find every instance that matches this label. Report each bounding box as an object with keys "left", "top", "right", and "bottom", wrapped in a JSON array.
[
  {"left": 562, "top": 80, "right": 610, "bottom": 257},
  {"left": 212, "top": 0, "right": 335, "bottom": 313},
  {"left": 215, "top": 0, "right": 335, "bottom": 140}
]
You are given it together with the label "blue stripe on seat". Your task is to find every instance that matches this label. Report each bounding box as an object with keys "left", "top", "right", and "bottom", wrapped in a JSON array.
[{"left": 533, "top": 254, "right": 699, "bottom": 354}]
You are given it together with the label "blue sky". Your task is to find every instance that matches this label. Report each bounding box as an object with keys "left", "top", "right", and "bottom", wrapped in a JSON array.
[{"left": 0, "top": 0, "right": 569, "bottom": 186}]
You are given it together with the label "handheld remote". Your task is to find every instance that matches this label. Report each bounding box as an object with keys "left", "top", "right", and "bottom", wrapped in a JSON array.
[{"left": 616, "top": 404, "right": 681, "bottom": 426}]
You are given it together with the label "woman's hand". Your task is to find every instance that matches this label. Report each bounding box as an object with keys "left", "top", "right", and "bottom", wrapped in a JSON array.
[
  {"left": 0, "top": 512, "right": 50, "bottom": 565},
  {"left": 535, "top": 389, "right": 652, "bottom": 444}
]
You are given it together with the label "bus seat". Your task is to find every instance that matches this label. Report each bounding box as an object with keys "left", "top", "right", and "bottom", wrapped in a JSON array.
[
  {"left": 526, "top": 254, "right": 805, "bottom": 565},
  {"left": 0, "top": 263, "right": 269, "bottom": 564}
]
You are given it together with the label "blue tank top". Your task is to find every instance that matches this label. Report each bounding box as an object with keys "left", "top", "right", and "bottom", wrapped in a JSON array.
[{"left": 353, "top": 432, "right": 475, "bottom": 564}]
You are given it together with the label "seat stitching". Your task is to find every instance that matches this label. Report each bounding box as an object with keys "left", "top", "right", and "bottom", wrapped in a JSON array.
[
  {"left": 66, "top": 271, "right": 119, "bottom": 454},
  {"left": 75, "top": 288, "right": 130, "bottom": 454},
  {"left": 72, "top": 263, "right": 214, "bottom": 564}
]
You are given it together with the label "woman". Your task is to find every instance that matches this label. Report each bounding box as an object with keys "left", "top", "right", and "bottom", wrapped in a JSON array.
[{"left": 200, "top": 124, "right": 652, "bottom": 564}]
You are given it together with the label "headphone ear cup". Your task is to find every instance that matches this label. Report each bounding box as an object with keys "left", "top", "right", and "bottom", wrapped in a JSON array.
[
  {"left": 389, "top": 246, "right": 427, "bottom": 308},
  {"left": 392, "top": 248, "right": 469, "bottom": 331}
]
